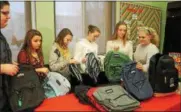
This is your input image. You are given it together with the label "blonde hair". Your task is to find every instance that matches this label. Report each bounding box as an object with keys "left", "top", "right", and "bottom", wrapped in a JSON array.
[
  {"left": 111, "top": 21, "right": 128, "bottom": 46},
  {"left": 139, "top": 27, "right": 159, "bottom": 47}
]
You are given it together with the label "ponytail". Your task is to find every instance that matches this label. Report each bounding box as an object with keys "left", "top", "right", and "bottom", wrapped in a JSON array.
[{"left": 148, "top": 27, "right": 159, "bottom": 47}]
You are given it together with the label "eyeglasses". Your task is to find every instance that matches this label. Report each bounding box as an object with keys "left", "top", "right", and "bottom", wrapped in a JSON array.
[{"left": 1, "top": 11, "right": 10, "bottom": 16}]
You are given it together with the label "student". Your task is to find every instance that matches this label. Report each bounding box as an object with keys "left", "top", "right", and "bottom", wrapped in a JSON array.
[
  {"left": 0, "top": 1, "right": 19, "bottom": 111},
  {"left": 49, "top": 28, "right": 77, "bottom": 81},
  {"left": 74, "top": 25, "right": 101, "bottom": 72},
  {"left": 134, "top": 27, "right": 159, "bottom": 72},
  {"left": 106, "top": 21, "right": 133, "bottom": 60},
  {"left": 18, "top": 29, "right": 49, "bottom": 77}
]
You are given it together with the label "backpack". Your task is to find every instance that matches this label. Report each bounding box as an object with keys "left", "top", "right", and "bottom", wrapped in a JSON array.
[
  {"left": 93, "top": 85, "right": 140, "bottom": 111},
  {"left": 43, "top": 72, "right": 71, "bottom": 98},
  {"left": 104, "top": 51, "right": 131, "bottom": 82},
  {"left": 121, "top": 62, "right": 153, "bottom": 100},
  {"left": 85, "top": 52, "right": 101, "bottom": 84},
  {"left": 148, "top": 53, "right": 179, "bottom": 93},
  {"left": 69, "top": 64, "right": 83, "bottom": 84},
  {"left": 8, "top": 64, "right": 45, "bottom": 112}
]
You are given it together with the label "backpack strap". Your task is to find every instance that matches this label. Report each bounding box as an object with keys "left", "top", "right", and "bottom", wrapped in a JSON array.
[{"left": 69, "top": 64, "right": 83, "bottom": 83}]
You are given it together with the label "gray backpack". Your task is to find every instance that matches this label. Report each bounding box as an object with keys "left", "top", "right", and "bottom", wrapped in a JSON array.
[{"left": 93, "top": 85, "right": 140, "bottom": 111}]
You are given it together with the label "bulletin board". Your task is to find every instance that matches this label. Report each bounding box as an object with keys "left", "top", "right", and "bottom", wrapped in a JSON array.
[{"left": 120, "top": 2, "right": 162, "bottom": 51}]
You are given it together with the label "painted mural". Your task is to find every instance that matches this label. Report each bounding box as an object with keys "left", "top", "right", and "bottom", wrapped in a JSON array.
[{"left": 120, "top": 2, "right": 162, "bottom": 51}]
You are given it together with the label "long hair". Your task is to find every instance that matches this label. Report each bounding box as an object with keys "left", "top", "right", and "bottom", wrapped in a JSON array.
[
  {"left": 21, "top": 29, "right": 43, "bottom": 63},
  {"left": 111, "top": 21, "right": 128, "bottom": 46},
  {"left": 55, "top": 28, "right": 73, "bottom": 48},
  {"left": 139, "top": 27, "right": 159, "bottom": 47},
  {"left": 0, "top": 1, "right": 9, "bottom": 10}
]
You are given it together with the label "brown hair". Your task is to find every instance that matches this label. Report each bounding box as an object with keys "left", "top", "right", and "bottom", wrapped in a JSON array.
[
  {"left": 21, "top": 29, "right": 43, "bottom": 63},
  {"left": 88, "top": 25, "right": 100, "bottom": 34},
  {"left": 111, "top": 21, "right": 128, "bottom": 46},
  {"left": 0, "top": 1, "right": 9, "bottom": 10},
  {"left": 139, "top": 27, "right": 160, "bottom": 47},
  {"left": 55, "top": 28, "right": 73, "bottom": 47}
]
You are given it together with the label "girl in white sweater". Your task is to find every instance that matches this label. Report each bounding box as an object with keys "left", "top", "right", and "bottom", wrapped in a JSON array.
[
  {"left": 74, "top": 25, "right": 101, "bottom": 72},
  {"left": 106, "top": 21, "right": 133, "bottom": 60},
  {"left": 134, "top": 27, "right": 159, "bottom": 72}
]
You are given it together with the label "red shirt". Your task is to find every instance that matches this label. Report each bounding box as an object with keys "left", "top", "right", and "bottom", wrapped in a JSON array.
[
  {"left": 18, "top": 50, "right": 44, "bottom": 68},
  {"left": 17, "top": 50, "right": 46, "bottom": 80}
]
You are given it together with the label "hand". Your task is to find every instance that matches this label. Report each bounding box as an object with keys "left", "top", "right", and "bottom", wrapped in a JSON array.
[
  {"left": 37, "top": 67, "right": 49, "bottom": 75},
  {"left": 12, "top": 61, "right": 19, "bottom": 65},
  {"left": 69, "top": 59, "right": 78, "bottom": 64},
  {"left": 113, "top": 46, "right": 119, "bottom": 51},
  {"left": 82, "top": 57, "right": 87, "bottom": 63},
  {"left": 136, "top": 62, "right": 143, "bottom": 70},
  {"left": 1, "top": 64, "right": 19, "bottom": 76}
]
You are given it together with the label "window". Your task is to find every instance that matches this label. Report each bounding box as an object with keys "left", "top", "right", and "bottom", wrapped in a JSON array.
[
  {"left": 55, "top": 2, "right": 112, "bottom": 55},
  {"left": 1, "top": 2, "right": 32, "bottom": 61}
]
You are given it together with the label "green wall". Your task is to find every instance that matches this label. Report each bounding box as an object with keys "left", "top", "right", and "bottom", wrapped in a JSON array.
[
  {"left": 35, "top": 2, "right": 55, "bottom": 64},
  {"left": 116, "top": 1, "right": 168, "bottom": 52}
]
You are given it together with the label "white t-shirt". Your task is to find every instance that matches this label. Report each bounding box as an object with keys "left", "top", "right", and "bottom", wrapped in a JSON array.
[
  {"left": 74, "top": 38, "right": 98, "bottom": 72},
  {"left": 134, "top": 43, "right": 159, "bottom": 72},
  {"left": 106, "top": 40, "right": 133, "bottom": 60}
]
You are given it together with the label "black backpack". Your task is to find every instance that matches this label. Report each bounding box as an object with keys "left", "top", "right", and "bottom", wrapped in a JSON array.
[
  {"left": 85, "top": 52, "right": 101, "bottom": 84},
  {"left": 8, "top": 64, "right": 45, "bottom": 112},
  {"left": 148, "top": 53, "right": 179, "bottom": 93},
  {"left": 69, "top": 64, "right": 83, "bottom": 84}
]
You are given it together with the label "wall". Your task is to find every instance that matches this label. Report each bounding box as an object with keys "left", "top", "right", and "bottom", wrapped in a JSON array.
[
  {"left": 35, "top": 2, "right": 55, "bottom": 64},
  {"left": 116, "top": 1, "right": 168, "bottom": 52}
]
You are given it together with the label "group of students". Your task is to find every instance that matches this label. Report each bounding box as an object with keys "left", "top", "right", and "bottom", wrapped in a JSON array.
[
  {"left": 19, "top": 21, "right": 159, "bottom": 80},
  {"left": 49, "top": 21, "right": 159, "bottom": 80},
  {"left": 0, "top": 1, "right": 160, "bottom": 111}
]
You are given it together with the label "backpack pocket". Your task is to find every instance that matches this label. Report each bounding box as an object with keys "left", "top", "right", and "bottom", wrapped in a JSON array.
[
  {"left": 156, "top": 68, "right": 179, "bottom": 93},
  {"left": 108, "top": 64, "right": 123, "bottom": 82},
  {"left": 10, "top": 82, "right": 44, "bottom": 112}
]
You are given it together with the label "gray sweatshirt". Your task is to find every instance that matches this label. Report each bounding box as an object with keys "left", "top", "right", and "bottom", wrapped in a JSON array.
[
  {"left": 49, "top": 43, "right": 72, "bottom": 80},
  {"left": 134, "top": 43, "right": 159, "bottom": 72}
]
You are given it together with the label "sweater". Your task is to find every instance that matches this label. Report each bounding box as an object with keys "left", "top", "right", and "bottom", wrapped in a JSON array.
[
  {"left": 49, "top": 43, "right": 72, "bottom": 80},
  {"left": 106, "top": 40, "right": 133, "bottom": 60},
  {"left": 134, "top": 43, "right": 159, "bottom": 72},
  {"left": 74, "top": 38, "right": 98, "bottom": 72}
]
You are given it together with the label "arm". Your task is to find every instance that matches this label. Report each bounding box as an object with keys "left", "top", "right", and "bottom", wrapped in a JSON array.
[
  {"left": 106, "top": 41, "right": 112, "bottom": 53},
  {"left": 17, "top": 50, "right": 28, "bottom": 64},
  {"left": 74, "top": 42, "right": 84, "bottom": 63},
  {"left": 142, "top": 46, "right": 159, "bottom": 72},
  {"left": 128, "top": 41, "right": 133, "bottom": 60},
  {"left": 49, "top": 45, "right": 69, "bottom": 72}
]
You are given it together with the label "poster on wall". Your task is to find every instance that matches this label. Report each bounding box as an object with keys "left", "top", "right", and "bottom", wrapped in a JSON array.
[
  {"left": 120, "top": 2, "right": 162, "bottom": 51},
  {"left": 169, "top": 52, "right": 181, "bottom": 78}
]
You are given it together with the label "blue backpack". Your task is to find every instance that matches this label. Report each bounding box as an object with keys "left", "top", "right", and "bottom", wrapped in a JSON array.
[
  {"left": 43, "top": 72, "right": 71, "bottom": 98},
  {"left": 121, "top": 62, "right": 153, "bottom": 100}
]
